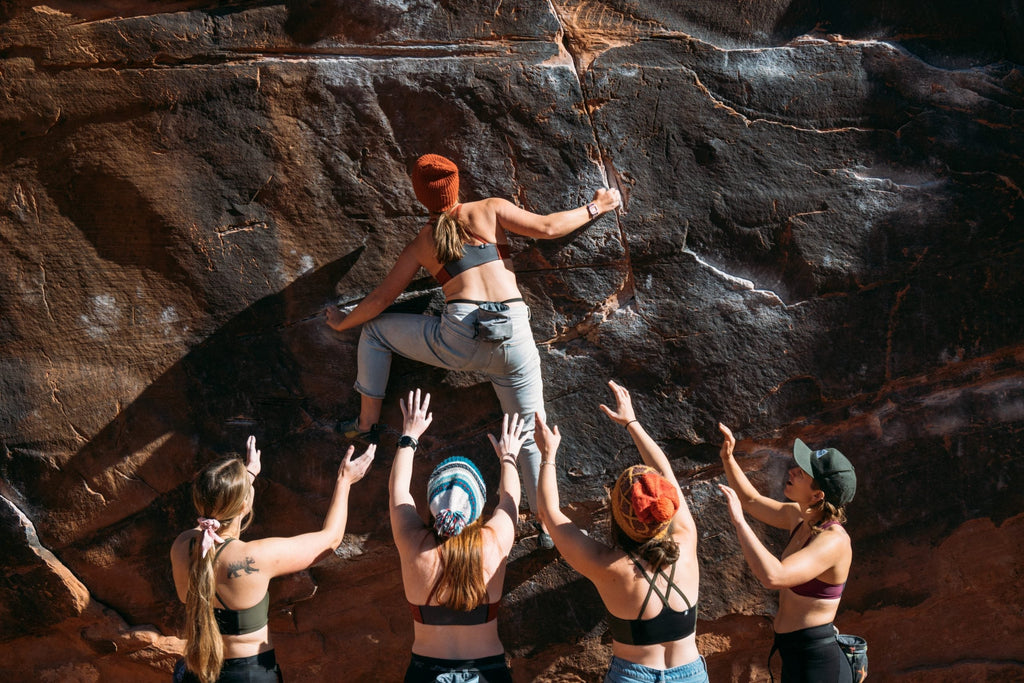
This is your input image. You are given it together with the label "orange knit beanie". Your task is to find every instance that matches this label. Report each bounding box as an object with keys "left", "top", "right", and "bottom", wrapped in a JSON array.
[
  {"left": 611, "top": 465, "right": 680, "bottom": 542},
  {"left": 412, "top": 154, "right": 460, "bottom": 213}
]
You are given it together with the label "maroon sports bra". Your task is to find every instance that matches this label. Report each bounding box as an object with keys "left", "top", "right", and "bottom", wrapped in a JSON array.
[{"left": 786, "top": 521, "right": 846, "bottom": 600}]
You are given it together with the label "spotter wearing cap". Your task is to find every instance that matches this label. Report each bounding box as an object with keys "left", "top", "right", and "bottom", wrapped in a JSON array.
[{"left": 793, "top": 439, "right": 857, "bottom": 507}]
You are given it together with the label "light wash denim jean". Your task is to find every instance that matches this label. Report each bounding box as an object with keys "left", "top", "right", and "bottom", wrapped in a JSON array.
[
  {"left": 355, "top": 302, "right": 545, "bottom": 511},
  {"left": 605, "top": 656, "right": 709, "bottom": 683}
]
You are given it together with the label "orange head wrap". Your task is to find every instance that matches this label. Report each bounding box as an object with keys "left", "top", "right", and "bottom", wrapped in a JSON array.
[
  {"left": 611, "top": 465, "right": 680, "bottom": 542},
  {"left": 412, "top": 154, "right": 460, "bottom": 213}
]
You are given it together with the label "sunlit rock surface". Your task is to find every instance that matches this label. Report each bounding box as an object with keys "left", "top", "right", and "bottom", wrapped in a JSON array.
[{"left": 1, "top": 2, "right": 1022, "bottom": 681}]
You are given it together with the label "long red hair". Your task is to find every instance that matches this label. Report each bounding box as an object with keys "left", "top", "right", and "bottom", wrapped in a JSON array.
[{"left": 427, "top": 519, "right": 487, "bottom": 611}]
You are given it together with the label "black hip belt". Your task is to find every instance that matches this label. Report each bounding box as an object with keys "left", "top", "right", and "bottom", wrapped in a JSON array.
[{"left": 446, "top": 297, "right": 524, "bottom": 306}]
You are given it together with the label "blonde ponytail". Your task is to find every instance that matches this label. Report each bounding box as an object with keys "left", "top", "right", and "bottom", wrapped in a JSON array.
[
  {"left": 432, "top": 208, "right": 470, "bottom": 264},
  {"left": 183, "top": 458, "right": 253, "bottom": 683},
  {"left": 184, "top": 547, "right": 223, "bottom": 683}
]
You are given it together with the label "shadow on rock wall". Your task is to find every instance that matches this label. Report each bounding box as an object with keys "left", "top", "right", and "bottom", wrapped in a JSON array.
[{"left": 5, "top": 247, "right": 377, "bottom": 629}]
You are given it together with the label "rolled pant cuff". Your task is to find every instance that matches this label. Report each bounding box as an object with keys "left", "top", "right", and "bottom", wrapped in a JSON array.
[{"left": 353, "top": 381, "right": 386, "bottom": 401}]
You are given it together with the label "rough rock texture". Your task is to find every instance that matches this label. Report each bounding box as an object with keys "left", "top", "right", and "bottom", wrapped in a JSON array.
[{"left": 1, "top": 1, "right": 1023, "bottom": 681}]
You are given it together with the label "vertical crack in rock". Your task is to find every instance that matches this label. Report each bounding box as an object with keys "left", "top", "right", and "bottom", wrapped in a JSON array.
[
  {"left": 549, "top": 0, "right": 641, "bottom": 72},
  {"left": 549, "top": 0, "right": 638, "bottom": 323},
  {"left": 886, "top": 283, "right": 913, "bottom": 386},
  {"left": 503, "top": 133, "right": 530, "bottom": 208},
  {"left": 38, "top": 263, "right": 55, "bottom": 322}
]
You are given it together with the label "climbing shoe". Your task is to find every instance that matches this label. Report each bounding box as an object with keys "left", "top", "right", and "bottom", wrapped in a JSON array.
[
  {"left": 532, "top": 520, "right": 555, "bottom": 550},
  {"left": 338, "top": 418, "right": 383, "bottom": 445}
]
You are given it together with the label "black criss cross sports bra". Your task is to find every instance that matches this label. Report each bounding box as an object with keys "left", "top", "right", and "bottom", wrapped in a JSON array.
[{"left": 606, "top": 553, "right": 698, "bottom": 646}]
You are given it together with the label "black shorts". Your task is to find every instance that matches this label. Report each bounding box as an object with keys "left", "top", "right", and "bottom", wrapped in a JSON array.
[
  {"left": 403, "top": 652, "right": 513, "bottom": 683},
  {"left": 773, "top": 624, "right": 853, "bottom": 683},
  {"left": 173, "top": 650, "right": 282, "bottom": 683}
]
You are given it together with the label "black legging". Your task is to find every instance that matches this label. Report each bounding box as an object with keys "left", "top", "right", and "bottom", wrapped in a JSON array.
[
  {"left": 404, "top": 652, "right": 513, "bottom": 683},
  {"left": 174, "top": 651, "right": 282, "bottom": 683},
  {"left": 771, "top": 624, "right": 853, "bottom": 683}
]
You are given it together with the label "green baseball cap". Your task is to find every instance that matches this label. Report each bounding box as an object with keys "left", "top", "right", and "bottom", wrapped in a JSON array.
[{"left": 793, "top": 439, "right": 857, "bottom": 507}]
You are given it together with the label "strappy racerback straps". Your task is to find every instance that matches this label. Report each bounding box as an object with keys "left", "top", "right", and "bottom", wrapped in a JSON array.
[{"left": 628, "top": 552, "right": 693, "bottom": 619}]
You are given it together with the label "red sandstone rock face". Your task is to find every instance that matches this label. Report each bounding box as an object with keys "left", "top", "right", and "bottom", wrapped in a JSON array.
[{"left": 1, "top": 2, "right": 1022, "bottom": 681}]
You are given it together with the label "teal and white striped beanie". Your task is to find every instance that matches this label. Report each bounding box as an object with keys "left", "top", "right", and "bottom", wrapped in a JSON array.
[{"left": 427, "top": 456, "right": 486, "bottom": 537}]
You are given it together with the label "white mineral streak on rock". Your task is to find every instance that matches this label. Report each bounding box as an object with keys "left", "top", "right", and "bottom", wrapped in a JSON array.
[
  {"left": 80, "top": 294, "right": 122, "bottom": 340},
  {"left": 159, "top": 306, "right": 179, "bottom": 337},
  {"left": 689, "top": 250, "right": 787, "bottom": 306}
]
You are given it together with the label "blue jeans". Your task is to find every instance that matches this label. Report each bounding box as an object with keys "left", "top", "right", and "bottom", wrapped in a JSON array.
[
  {"left": 605, "top": 656, "right": 708, "bottom": 683},
  {"left": 356, "top": 303, "right": 545, "bottom": 511}
]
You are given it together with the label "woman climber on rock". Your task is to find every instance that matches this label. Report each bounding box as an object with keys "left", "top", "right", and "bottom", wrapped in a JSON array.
[
  {"left": 534, "top": 380, "right": 709, "bottom": 683},
  {"left": 388, "top": 388, "right": 525, "bottom": 682},
  {"left": 324, "top": 152, "right": 621, "bottom": 549},
  {"left": 170, "top": 435, "right": 374, "bottom": 683},
  {"left": 717, "top": 424, "right": 857, "bottom": 682}
]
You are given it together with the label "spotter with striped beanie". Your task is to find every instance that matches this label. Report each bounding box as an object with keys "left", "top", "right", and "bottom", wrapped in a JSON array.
[{"left": 427, "top": 456, "right": 486, "bottom": 537}]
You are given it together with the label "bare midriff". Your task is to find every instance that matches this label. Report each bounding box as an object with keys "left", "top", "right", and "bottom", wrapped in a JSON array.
[
  {"left": 411, "top": 620, "right": 505, "bottom": 660},
  {"left": 221, "top": 625, "right": 273, "bottom": 659},
  {"left": 774, "top": 589, "right": 841, "bottom": 634},
  {"left": 611, "top": 633, "right": 701, "bottom": 671}
]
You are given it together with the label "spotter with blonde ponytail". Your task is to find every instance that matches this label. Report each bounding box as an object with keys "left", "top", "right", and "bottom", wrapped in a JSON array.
[{"left": 171, "top": 434, "right": 374, "bottom": 682}]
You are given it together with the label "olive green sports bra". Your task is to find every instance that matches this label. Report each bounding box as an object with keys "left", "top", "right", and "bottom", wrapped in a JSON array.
[{"left": 203, "top": 537, "right": 270, "bottom": 636}]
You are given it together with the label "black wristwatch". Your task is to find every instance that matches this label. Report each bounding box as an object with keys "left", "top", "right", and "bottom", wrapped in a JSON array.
[
  {"left": 398, "top": 435, "right": 419, "bottom": 451},
  {"left": 586, "top": 202, "right": 600, "bottom": 219}
]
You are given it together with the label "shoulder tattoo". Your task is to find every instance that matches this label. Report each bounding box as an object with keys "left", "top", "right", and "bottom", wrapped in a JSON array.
[{"left": 226, "top": 557, "right": 259, "bottom": 579}]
